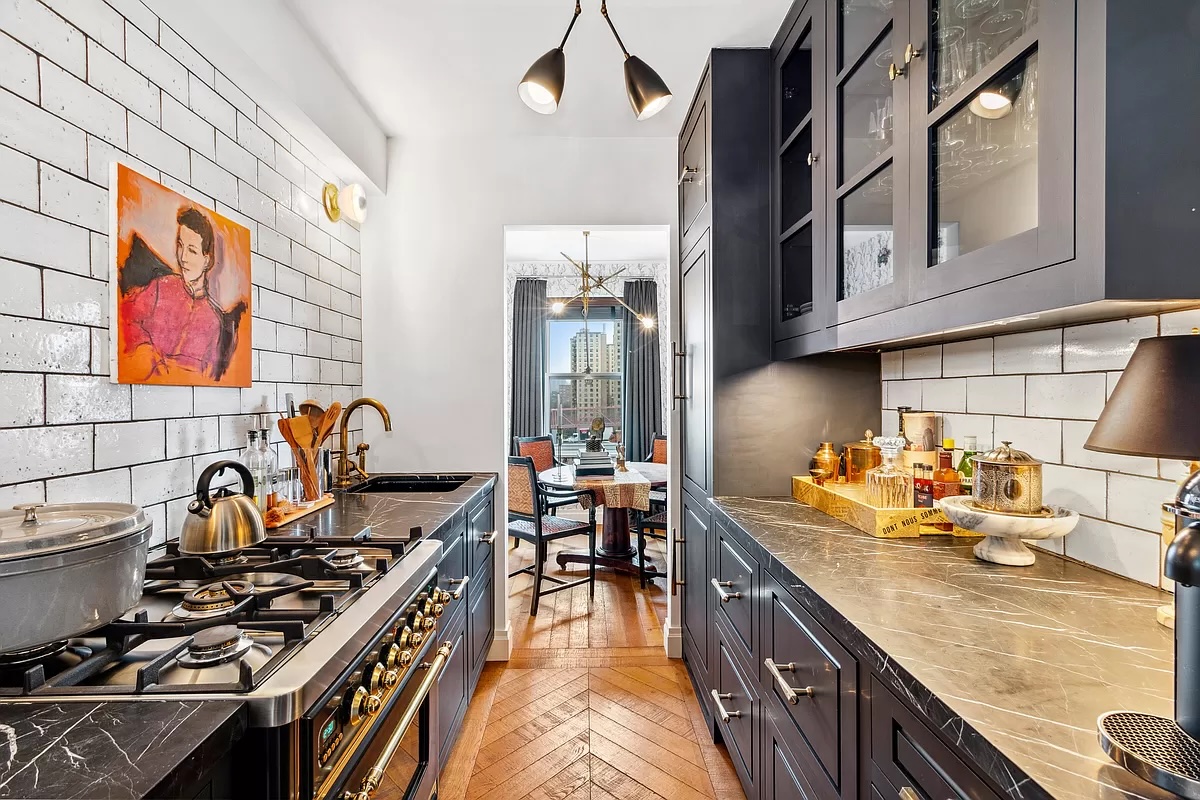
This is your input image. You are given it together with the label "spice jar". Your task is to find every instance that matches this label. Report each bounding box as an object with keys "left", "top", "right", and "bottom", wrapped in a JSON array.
[
  {"left": 972, "top": 441, "right": 1044, "bottom": 515},
  {"left": 813, "top": 442, "right": 841, "bottom": 482},
  {"left": 866, "top": 437, "right": 913, "bottom": 508},
  {"left": 843, "top": 430, "right": 882, "bottom": 484}
]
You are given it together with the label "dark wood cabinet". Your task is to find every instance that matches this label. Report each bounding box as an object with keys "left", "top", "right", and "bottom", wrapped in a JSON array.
[
  {"left": 680, "top": 234, "right": 710, "bottom": 501},
  {"left": 771, "top": 0, "right": 1200, "bottom": 358},
  {"left": 436, "top": 608, "right": 469, "bottom": 765},
  {"left": 681, "top": 489, "right": 712, "bottom": 695},
  {"left": 715, "top": 615, "right": 761, "bottom": 796}
]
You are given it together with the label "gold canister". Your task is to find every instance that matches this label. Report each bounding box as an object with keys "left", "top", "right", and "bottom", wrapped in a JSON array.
[
  {"left": 842, "top": 430, "right": 882, "bottom": 484},
  {"left": 813, "top": 442, "right": 841, "bottom": 482},
  {"left": 972, "top": 441, "right": 1044, "bottom": 515}
]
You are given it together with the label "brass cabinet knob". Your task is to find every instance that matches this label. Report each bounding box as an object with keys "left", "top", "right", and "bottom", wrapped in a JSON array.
[
  {"left": 806, "top": 153, "right": 819, "bottom": 166},
  {"left": 904, "top": 43, "right": 922, "bottom": 63},
  {"left": 888, "top": 63, "right": 904, "bottom": 81}
]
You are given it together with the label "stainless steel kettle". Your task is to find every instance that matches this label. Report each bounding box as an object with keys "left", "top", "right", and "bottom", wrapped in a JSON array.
[{"left": 180, "top": 460, "right": 266, "bottom": 555}]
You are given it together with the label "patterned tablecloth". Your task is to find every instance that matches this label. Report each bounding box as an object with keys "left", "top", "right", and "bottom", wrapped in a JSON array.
[{"left": 538, "top": 465, "right": 652, "bottom": 512}]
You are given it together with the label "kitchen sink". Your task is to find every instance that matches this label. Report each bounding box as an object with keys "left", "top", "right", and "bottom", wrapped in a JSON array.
[{"left": 346, "top": 474, "right": 472, "bottom": 494}]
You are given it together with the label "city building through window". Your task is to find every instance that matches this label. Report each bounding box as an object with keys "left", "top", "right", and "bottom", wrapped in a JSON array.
[{"left": 546, "top": 303, "right": 623, "bottom": 459}]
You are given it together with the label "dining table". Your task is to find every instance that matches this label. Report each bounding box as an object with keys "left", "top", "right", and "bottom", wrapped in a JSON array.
[{"left": 538, "top": 461, "right": 668, "bottom": 577}]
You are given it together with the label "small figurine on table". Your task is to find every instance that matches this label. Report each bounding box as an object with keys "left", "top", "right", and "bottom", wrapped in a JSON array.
[
  {"left": 616, "top": 444, "right": 628, "bottom": 472},
  {"left": 585, "top": 417, "right": 605, "bottom": 452}
]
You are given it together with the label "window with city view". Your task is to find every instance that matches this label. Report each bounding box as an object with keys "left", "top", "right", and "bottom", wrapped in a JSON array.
[{"left": 546, "top": 304, "right": 623, "bottom": 459}]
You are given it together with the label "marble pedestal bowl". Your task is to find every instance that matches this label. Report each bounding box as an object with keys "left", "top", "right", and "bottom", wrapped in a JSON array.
[{"left": 936, "top": 495, "right": 1081, "bottom": 566}]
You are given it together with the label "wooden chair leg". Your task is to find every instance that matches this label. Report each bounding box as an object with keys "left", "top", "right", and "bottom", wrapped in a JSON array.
[
  {"left": 588, "top": 523, "right": 596, "bottom": 601},
  {"left": 530, "top": 537, "right": 544, "bottom": 616},
  {"left": 637, "top": 518, "right": 647, "bottom": 590}
]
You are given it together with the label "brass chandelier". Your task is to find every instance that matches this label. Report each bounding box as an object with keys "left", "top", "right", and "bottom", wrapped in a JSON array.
[{"left": 551, "top": 231, "right": 656, "bottom": 330}]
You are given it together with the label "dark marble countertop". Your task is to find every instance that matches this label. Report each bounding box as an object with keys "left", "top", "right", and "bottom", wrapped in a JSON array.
[
  {"left": 0, "top": 700, "right": 246, "bottom": 799},
  {"left": 711, "top": 496, "right": 1175, "bottom": 800},
  {"left": 270, "top": 473, "right": 496, "bottom": 542}
]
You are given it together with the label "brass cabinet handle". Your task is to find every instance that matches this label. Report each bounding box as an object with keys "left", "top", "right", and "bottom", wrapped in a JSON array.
[
  {"left": 710, "top": 578, "right": 742, "bottom": 603},
  {"left": 904, "top": 43, "right": 922, "bottom": 63},
  {"left": 480, "top": 531, "right": 497, "bottom": 545},
  {"left": 806, "top": 152, "right": 819, "bottom": 166},
  {"left": 710, "top": 690, "right": 741, "bottom": 723},
  {"left": 764, "top": 658, "right": 815, "bottom": 704},
  {"left": 673, "top": 529, "right": 684, "bottom": 594},
  {"left": 344, "top": 643, "right": 452, "bottom": 800},
  {"left": 898, "top": 788, "right": 921, "bottom": 800},
  {"left": 671, "top": 344, "right": 688, "bottom": 402},
  {"left": 678, "top": 166, "right": 698, "bottom": 185},
  {"left": 447, "top": 574, "right": 469, "bottom": 600},
  {"left": 888, "top": 63, "right": 904, "bottom": 81}
]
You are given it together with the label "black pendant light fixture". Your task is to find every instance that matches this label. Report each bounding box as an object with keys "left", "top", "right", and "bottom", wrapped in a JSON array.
[
  {"left": 517, "top": 0, "right": 672, "bottom": 121},
  {"left": 518, "top": 0, "right": 581, "bottom": 115},
  {"left": 600, "top": 0, "right": 673, "bottom": 120}
]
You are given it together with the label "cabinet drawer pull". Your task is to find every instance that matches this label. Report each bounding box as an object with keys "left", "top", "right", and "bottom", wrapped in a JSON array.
[
  {"left": 710, "top": 578, "right": 742, "bottom": 603},
  {"left": 447, "top": 574, "right": 469, "bottom": 600},
  {"left": 479, "top": 531, "right": 497, "bottom": 545},
  {"left": 898, "top": 788, "right": 921, "bottom": 800},
  {"left": 678, "top": 166, "right": 698, "bottom": 185},
  {"left": 710, "top": 690, "right": 741, "bottom": 723},
  {"left": 672, "top": 528, "right": 683, "bottom": 595},
  {"left": 671, "top": 345, "right": 688, "bottom": 403},
  {"left": 764, "top": 658, "right": 814, "bottom": 704},
  {"left": 888, "top": 63, "right": 904, "bottom": 81}
]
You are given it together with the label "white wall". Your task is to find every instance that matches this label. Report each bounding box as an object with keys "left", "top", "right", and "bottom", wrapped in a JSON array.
[{"left": 361, "top": 134, "right": 677, "bottom": 651}]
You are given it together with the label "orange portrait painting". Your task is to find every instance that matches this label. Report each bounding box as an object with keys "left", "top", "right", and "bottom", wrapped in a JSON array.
[{"left": 110, "top": 164, "right": 252, "bottom": 387}]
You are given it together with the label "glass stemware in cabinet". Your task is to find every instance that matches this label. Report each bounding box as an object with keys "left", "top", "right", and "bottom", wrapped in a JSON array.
[
  {"left": 840, "top": 0, "right": 893, "bottom": 71},
  {"left": 840, "top": 35, "right": 894, "bottom": 183},
  {"left": 931, "top": 0, "right": 1039, "bottom": 107}
]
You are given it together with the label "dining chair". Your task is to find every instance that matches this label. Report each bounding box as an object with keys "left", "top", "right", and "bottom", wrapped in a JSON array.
[
  {"left": 645, "top": 433, "right": 668, "bottom": 511},
  {"left": 513, "top": 435, "right": 578, "bottom": 543},
  {"left": 634, "top": 509, "right": 667, "bottom": 589},
  {"left": 506, "top": 455, "right": 597, "bottom": 616}
]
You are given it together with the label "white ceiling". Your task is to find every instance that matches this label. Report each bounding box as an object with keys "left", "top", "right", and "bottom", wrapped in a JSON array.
[
  {"left": 285, "top": 0, "right": 793, "bottom": 139},
  {"left": 505, "top": 227, "right": 671, "bottom": 262}
]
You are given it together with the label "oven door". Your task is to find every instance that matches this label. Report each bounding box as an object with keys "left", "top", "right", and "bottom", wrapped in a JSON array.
[{"left": 320, "top": 642, "right": 451, "bottom": 800}]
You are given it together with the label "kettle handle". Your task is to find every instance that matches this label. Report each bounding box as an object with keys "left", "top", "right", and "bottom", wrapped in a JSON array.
[{"left": 195, "top": 460, "right": 256, "bottom": 510}]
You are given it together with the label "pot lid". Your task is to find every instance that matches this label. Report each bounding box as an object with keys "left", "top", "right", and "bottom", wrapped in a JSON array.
[
  {"left": 973, "top": 441, "right": 1043, "bottom": 466},
  {"left": 0, "top": 503, "right": 149, "bottom": 561},
  {"left": 845, "top": 430, "right": 880, "bottom": 450}
]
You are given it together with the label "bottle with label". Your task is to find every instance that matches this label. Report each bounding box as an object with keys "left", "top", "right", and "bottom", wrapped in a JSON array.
[
  {"left": 932, "top": 450, "right": 961, "bottom": 530},
  {"left": 957, "top": 435, "right": 978, "bottom": 496},
  {"left": 913, "top": 464, "right": 934, "bottom": 508},
  {"left": 258, "top": 428, "right": 279, "bottom": 510},
  {"left": 241, "top": 430, "right": 267, "bottom": 511},
  {"left": 866, "top": 437, "right": 913, "bottom": 508}
]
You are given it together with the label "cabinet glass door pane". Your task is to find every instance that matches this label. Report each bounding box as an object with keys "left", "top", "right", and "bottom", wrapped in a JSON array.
[
  {"left": 931, "top": 0, "right": 1038, "bottom": 106},
  {"left": 781, "top": 223, "right": 814, "bottom": 321},
  {"left": 840, "top": 163, "right": 894, "bottom": 299},
  {"left": 782, "top": 27, "right": 814, "bottom": 138},
  {"left": 840, "top": 0, "right": 892, "bottom": 71},
  {"left": 781, "top": 127, "right": 814, "bottom": 231},
  {"left": 931, "top": 52, "right": 1038, "bottom": 265},
  {"left": 840, "top": 35, "right": 894, "bottom": 184}
]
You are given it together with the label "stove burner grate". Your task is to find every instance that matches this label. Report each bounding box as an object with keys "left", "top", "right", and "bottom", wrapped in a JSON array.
[
  {"left": 177, "top": 625, "right": 255, "bottom": 668},
  {"left": 0, "top": 642, "right": 68, "bottom": 669},
  {"left": 327, "top": 548, "right": 364, "bottom": 569},
  {"left": 172, "top": 580, "right": 255, "bottom": 619},
  {"left": 1099, "top": 711, "right": 1200, "bottom": 799}
]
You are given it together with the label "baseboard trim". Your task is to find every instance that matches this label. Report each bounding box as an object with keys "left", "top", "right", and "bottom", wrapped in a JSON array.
[
  {"left": 664, "top": 622, "right": 683, "bottom": 658},
  {"left": 487, "top": 622, "right": 512, "bottom": 661}
]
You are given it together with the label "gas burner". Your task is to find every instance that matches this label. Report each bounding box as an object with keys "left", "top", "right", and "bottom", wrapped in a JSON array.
[
  {"left": 0, "top": 641, "right": 68, "bottom": 669},
  {"left": 172, "top": 581, "right": 255, "bottom": 620},
  {"left": 327, "top": 548, "right": 364, "bottom": 569},
  {"left": 209, "top": 551, "right": 249, "bottom": 567},
  {"left": 176, "top": 625, "right": 256, "bottom": 668}
]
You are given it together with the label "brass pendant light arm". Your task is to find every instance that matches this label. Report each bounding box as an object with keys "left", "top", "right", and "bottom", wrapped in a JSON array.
[
  {"left": 559, "top": 0, "right": 582, "bottom": 51},
  {"left": 600, "top": 1, "right": 631, "bottom": 59},
  {"left": 593, "top": 281, "right": 645, "bottom": 320}
]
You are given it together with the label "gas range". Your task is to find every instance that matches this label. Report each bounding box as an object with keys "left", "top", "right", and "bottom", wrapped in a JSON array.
[{"left": 0, "top": 528, "right": 451, "bottom": 799}]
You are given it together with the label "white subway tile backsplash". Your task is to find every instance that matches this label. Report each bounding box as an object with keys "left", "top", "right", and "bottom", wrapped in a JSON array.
[
  {"left": 0, "top": 372, "right": 44, "bottom": 427},
  {"left": 188, "top": 73, "right": 235, "bottom": 137},
  {"left": 1063, "top": 317, "right": 1157, "bottom": 373},
  {"left": 919, "top": 378, "right": 966, "bottom": 413},
  {"left": 85, "top": 134, "right": 158, "bottom": 186},
  {"left": 305, "top": 223, "right": 331, "bottom": 258},
  {"left": 0, "top": 32, "right": 39, "bottom": 102},
  {"left": 901, "top": 345, "right": 941, "bottom": 379},
  {"left": 0, "top": 201, "right": 90, "bottom": 274},
  {"left": 237, "top": 180, "right": 275, "bottom": 227},
  {"left": 256, "top": 110, "right": 289, "bottom": 147},
  {"left": 941, "top": 339, "right": 991, "bottom": 377},
  {"left": 145, "top": 501, "right": 167, "bottom": 548},
  {"left": 236, "top": 112, "right": 274, "bottom": 164},
  {"left": 274, "top": 145, "right": 304, "bottom": 186},
  {"left": 1107, "top": 473, "right": 1176, "bottom": 533},
  {"left": 1062, "top": 420, "right": 1160, "bottom": 476},
  {"left": 43, "top": 270, "right": 105, "bottom": 325},
  {"left": 277, "top": 324, "right": 306, "bottom": 355},
  {"left": 1, "top": 0, "right": 86, "bottom": 77},
  {"left": 1026, "top": 373, "right": 1107, "bottom": 420},
  {"left": 193, "top": 387, "right": 241, "bottom": 416},
  {"left": 46, "top": 467, "right": 131, "bottom": 504},
  {"left": 127, "top": 114, "right": 189, "bottom": 179},
  {"left": 307, "top": 331, "right": 332, "bottom": 360},
  {"left": 161, "top": 94, "right": 214, "bottom": 160},
  {"left": 0, "top": 481, "right": 45, "bottom": 506},
  {"left": 1064, "top": 519, "right": 1161, "bottom": 585},
  {"left": 0, "top": 143, "right": 38, "bottom": 209},
  {"left": 214, "top": 73, "right": 253, "bottom": 119},
  {"left": 0, "top": 259, "right": 41, "bottom": 316},
  {"left": 41, "top": 59, "right": 126, "bottom": 148},
  {"left": 94, "top": 420, "right": 164, "bottom": 468},
  {"left": 124, "top": 24, "right": 186, "bottom": 102},
  {"left": 131, "top": 456, "right": 193, "bottom": 506},
  {"left": 275, "top": 205, "right": 306, "bottom": 244},
  {"left": 993, "top": 416, "right": 1062, "bottom": 463},
  {"left": 214, "top": 131, "right": 256, "bottom": 183},
  {"left": 159, "top": 24, "right": 213, "bottom": 85},
  {"left": 1042, "top": 464, "right": 1106, "bottom": 519},
  {"left": 257, "top": 289, "right": 292, "bottom": 324},
  {"left": 46, "top": 374, "right": 129, "bottom": 423},
  {"left": 132, "top": 385, "right": 193, "bottom": 420},
  {"left": 257, "top": 162, "right": 290, "bottom": 205},
  {"left": 0, "top": 316, "right": 90, "bottom": 372},
  {"left": 90, "top": 327, "right": 107, "bottom": 374},
  {"left": 319, "top": 359, "right": 341, "bottom": 385},
  {"left": 86, "top": 40, "right": 157, "bottom": 123},
  {"left": 40, "top": 162, "right": 107, "bottom": 231},
  {"left": 291, "top": 245, "right": 318, "bottom": 277},
  {"left": 0, "top": 424, "right": 91, "bottom": 483},
  {"left": 0, "top": 88, "right": 87, "bottom": 176},
  {"left": 256, "top": 227, "right": 291, "bottom": 264},
  {"left": 189, "top": 152, "right": 237, "bottom": 206},
  {"left": 1160, "top": 309, "right": 1200, "bottom": 337},
  {"left": 166, "top": 416, "right": 219, "bottom": 459},
  {"left": 293, "top": 356, "right": 320, "bottom": 383},
  {"left": 293, "top": 301, "right": 321, "bottom": 330},
  {"left": 966, "top": 375, "right": 1024, "bottom": 415},
  {"left": 993, "top": 329, "right": 1061, "bottom": 374},
  {"left": 258, "top": 351, "right": 291, "bottom": 382}
]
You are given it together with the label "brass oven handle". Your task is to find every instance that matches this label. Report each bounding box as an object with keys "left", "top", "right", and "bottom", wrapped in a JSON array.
[
  {"left": 764, "top": 658, "right": 814, "bottom": 705},
  {"left": 479, "top": 531, "right": 497, "bottom": 545},
  {"left": 710, "top": 690, "right": 741, "bottom": 723},
  {"left": 711, "top": 578, "right": 742, "bottom": 603},
  {"left": 678, "top": 166, "right": 698, "bottom": 185},
  {"left": 447, "top": 574, "right": 469, "bottom": 601},
  {"left": 344, "top": 643, "right": 453, "bottom": 800},
  {"left": 672, "top": 528, "right": 683, "bottom": 596}
]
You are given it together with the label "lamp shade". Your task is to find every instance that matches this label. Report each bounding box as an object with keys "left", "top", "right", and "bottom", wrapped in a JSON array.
[
  {"left": 1084, "top": 335, "right": 1200, "bottom": 460},
  {"left": 518, "top": 48, "right": 566, "bottom": 114},
  {"left": 623, "top": 56, "right": 672, "bottom": 120}
]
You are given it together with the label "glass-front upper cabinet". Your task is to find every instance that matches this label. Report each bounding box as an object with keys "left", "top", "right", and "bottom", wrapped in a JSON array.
[
  {"left": 830, "top": 0, "right": 912, "bottom": 323},
  {"left": 773, "top": 0, "right": 827, "bottom": 341},
  {"left": 904, "top": 0, "right": 1075, "bottom": 301}
]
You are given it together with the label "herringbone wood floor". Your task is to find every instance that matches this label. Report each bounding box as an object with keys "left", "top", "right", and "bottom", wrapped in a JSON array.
[{"left": 439, "top": 535, "right": 744, "bottom": 800}]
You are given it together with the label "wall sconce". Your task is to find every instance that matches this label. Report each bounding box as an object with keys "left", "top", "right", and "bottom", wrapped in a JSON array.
[{"left": 322, "top": 182, "right": 368, "bottom": 224}]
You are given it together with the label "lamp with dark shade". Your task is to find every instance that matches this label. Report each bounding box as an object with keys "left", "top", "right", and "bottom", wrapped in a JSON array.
[{"left": 1087, "top": 333, "right": 1200, "bottom": 799}]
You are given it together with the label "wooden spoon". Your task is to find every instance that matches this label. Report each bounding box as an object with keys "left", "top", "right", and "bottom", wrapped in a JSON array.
[{"left": 315, "top": 403, "right": 342, "bottom": 447}]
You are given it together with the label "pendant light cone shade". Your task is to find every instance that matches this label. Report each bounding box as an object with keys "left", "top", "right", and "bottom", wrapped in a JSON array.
[
  {"left": 623, "top": 55, "right": 672, "bottom": 120},
  {"left": 518, "top": 48, "right": 566, "bottom": 114}
]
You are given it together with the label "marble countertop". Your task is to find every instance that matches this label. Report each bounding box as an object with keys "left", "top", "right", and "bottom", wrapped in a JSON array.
[
  {"left": 0, "top": 700, "right": 246, "bottom": 799},
  {"left": 270, "top": 473, "right": 496, "bottom": 541},
  {"left": 711, "top": 496, "right": 1176, "bottom": 800}
]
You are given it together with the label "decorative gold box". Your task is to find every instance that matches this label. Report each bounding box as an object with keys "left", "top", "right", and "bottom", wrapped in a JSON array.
[{"left": 792, "top": 477, "right": 972, "bottom": 539}]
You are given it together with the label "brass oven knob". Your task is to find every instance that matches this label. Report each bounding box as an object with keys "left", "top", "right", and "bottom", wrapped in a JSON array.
[
  {"left": 383, "top": 669, "right": 399, "bottom": 688},
  {"left": 348, "top": 686, "right": 370, "bottom": 726},
  {"left": 384, "top": 644, "right": 400, "bottom": 669},
  {"left": 421, "top": 615, "right": 435, "bottom": 631},
  {"left": 419, "top": 594, "right": 433, "bottom": 615},
  {"left": 433, "top": 603, "right": 445, "bottom": 618},
  {"left": 365, "top": 694, "right": 382, "bottom": 716},
  {"left": 365, "top": 662, "right": 385, "bottom": 693},
  {"left": 411, "top": 631, "right": 424, "bottom": 646},
  {"left": 437, "top": 589, "right": 453, "bottom": 604},
  {"left": 397, "top": 649, "right": 413, "bottom": 668},
  {"left": 396, "top": 626, "right": 411, "bottom": 650}
]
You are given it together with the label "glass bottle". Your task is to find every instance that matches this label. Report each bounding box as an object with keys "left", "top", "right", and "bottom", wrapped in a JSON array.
[
  {"left": 957, "top": 435, "right": 978, "bottom": 497},
  {"left": 866, "top": 437, "right": 913, "bottom": 508},
  {"left": 241, "top": 430, "right": 266, "bottom": 510},
  {"left": 258, "top": 428, "right": 279, "bottom": 510},
  {"left": 932, "top": 450, "right": 961, "bottom": 530}
]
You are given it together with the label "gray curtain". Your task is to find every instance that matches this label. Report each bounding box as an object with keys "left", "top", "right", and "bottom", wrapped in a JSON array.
[
  {"left": 621, "top": 280, "right": 661, "bottom": 461},
  {"left": 511, "top": 279, "right": 547, "bottom": 445}
]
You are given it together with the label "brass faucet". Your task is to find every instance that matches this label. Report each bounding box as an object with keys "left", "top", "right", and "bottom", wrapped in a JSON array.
[{"left": 336, "top": 398, "right": 392, "bottom": 487}]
